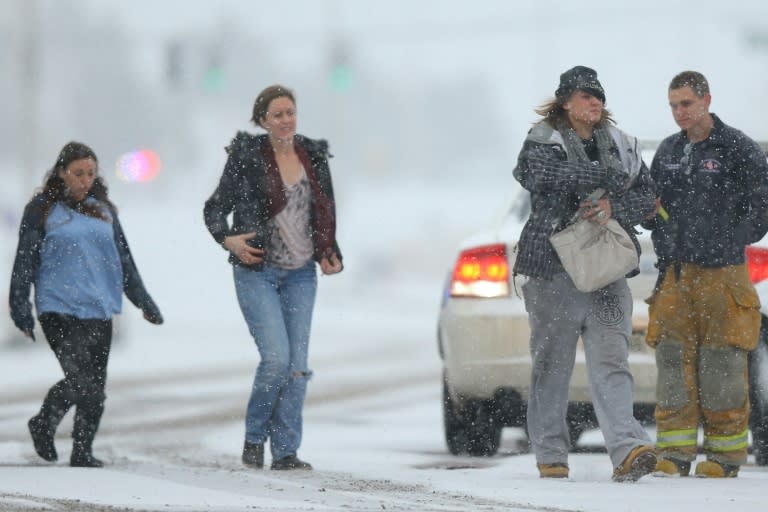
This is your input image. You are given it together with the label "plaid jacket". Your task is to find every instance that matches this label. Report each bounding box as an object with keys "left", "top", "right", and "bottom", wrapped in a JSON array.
[{"left": 512, "top": 122, "right": 656, "bottom": 280}]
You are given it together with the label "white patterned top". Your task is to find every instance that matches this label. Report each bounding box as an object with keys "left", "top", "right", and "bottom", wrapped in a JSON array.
[{"left": 266, "top": 167, "right": 314, "bottom": 269}]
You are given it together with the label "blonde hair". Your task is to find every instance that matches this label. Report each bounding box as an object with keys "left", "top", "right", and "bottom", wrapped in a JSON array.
[{"left": 533, "top": 95, "right": 615, "bottom": 128}]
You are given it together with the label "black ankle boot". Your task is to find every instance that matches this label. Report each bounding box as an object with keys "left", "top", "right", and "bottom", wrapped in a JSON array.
[
  {"left": 242, "top": 441, "right": 264, "bottom": 468},
  {"left": 28, "top": 415, "right": 57, "bottom": 462},
  {"left": 271, "top": 454, "right": 312, "bottom": 471},
  {"left": 70, "top": 402, "right": 104, "bottom": 468},
  {"left": 70, "top": 450, "right": 104, "bottom": 468}
]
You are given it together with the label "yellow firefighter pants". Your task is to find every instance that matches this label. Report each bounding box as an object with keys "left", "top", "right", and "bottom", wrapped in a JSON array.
[{"left": 646, "top": 263, "right": 761, "bottom": 465}]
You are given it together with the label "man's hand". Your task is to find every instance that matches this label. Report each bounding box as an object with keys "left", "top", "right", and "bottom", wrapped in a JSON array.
[{"left": 645, "top": 197, "right": 662, "bottom": 220}]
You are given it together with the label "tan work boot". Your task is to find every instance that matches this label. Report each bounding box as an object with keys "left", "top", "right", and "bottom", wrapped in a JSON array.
[
  {"left": 612, "top": 445, "right": 656, "bottom": 482},
  {"left": 537, "top": 463, "right": 569, "bottom": 478},
  {"left": 653, "top": 458, "right": 691, "bottom": 477},
  {"left": 694, "top": 460, "right": 739, "bottom": 478}
]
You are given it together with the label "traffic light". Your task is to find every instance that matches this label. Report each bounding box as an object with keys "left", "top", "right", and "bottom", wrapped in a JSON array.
[
  {"left": 202, "top": 49, "right": 226, "bottom": 94},
  {"left": 328, "top": 41, "right": 353, "bottom": 93}
]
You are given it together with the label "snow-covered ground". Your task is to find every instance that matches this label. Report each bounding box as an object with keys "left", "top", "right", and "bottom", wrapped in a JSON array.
[
  {"left": 2, "top": 175, "right": 768, "bottom": 512},
  {"left": 3, "top": 0, "right": 768, "bottom": 508}
]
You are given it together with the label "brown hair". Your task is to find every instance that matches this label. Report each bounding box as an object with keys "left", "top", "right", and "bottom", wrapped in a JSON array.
[
  {"left": 39, "top": 141, "right": 114, "bottom": 224},
  {"left": 251, "top": 84, "right": 296, "bottom": 127},
  {"left": 534, "top": 94, "right": 615, "bottom": 128},
  {"left": 669, "top": 70, "right": 710, "bottom": 97}
]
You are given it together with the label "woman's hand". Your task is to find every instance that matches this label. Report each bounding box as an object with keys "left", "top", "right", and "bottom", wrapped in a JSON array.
[
  {"left": 320, "top": 253, "right": 343, "bottom": 275},
  {"left": 223, "top": 233, "right": 266, "bottom": 266},
  {"left": 143, "top": 310, "right": 164, "bottom": 325},
  {"left": 581, "top": 197, "right": 612, "bottom": 225}
]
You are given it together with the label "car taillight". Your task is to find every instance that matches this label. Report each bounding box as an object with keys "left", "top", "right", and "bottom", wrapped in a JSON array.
[
  {"left": 746, "top": 246, "right": 768, "bottom": 284},
  {"left": 450, "top": 243, "right": 510, "bottom": 298}
]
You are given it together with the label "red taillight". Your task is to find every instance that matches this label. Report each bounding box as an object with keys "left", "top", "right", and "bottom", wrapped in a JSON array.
[
  {"left": 747, "top": 246, "right": 768, "bottom": 284},
  {"left": 450, "top": 243, "right": 510, "bottom": 298}
]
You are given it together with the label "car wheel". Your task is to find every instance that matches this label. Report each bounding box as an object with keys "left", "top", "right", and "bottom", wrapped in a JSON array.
[
  {"left": 443, "top": 379, "right": 468, "bottom": 455},
  {"left": 443, "top": 377, "right": 501, "bottom": 456},
  {"left": 749, "top": 322, "right": 768, "bottom": 466}
]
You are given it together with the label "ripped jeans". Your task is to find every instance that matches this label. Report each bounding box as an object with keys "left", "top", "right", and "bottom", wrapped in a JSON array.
[{"left": 233, "top": 261, "right": 317, "bottom": 459}]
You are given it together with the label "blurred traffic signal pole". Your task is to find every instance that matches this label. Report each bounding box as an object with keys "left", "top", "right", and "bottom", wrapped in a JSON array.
[
  {"left": 20, "top": 0, "right": 41, "bottom": 190},
  {"left": 165, "top": 40, "right": 184, "bottom": 91}
]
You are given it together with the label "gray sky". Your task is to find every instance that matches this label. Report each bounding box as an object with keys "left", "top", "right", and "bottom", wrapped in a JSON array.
[{"left": 79, "top": 0, "right": 768, "bottom": 141}]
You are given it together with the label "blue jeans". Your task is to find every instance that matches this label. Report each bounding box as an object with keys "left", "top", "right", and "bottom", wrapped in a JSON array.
[{"left": 233, "top": 261, "right": 317, "bottom": 459}]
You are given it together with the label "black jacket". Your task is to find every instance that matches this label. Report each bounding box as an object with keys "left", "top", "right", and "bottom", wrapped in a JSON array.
[
  {"left": 203, "top": 132, "right": 342, "bottom": 270},
  {"left": 643, "top": 114, "right": 768, "bottom": 270},
  {"left": 9, "top": 194, "right": 162, "bottom": 334}
]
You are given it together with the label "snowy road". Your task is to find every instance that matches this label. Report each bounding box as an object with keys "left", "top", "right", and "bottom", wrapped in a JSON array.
[
  {"left": 3, "top": 282, "right": 768, "bottom": 512},
  {"left": 2, "top": 185, "right": 768, "bottom": 511}
]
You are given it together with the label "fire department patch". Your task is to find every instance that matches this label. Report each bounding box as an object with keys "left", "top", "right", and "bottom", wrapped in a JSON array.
[
  {"left": 595, "top": 293, "right": 624, "bottom": 326},
  {"left": 700, "top": 158, "right": 722, "bottom": 172}
]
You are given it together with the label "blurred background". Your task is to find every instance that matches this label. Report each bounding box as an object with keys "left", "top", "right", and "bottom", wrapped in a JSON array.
[{"left": 2, "top": 0, "right": 768, "bottom": 348}]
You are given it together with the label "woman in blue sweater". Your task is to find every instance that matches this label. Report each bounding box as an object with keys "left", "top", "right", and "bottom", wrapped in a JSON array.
[{"left": 9, "top": 141, "right": 163, "bottom": 467}]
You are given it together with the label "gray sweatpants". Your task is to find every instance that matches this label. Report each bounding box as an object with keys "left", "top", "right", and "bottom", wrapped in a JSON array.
[{"left": 522, "top": 272, "right": 651, "bottom": 468}]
